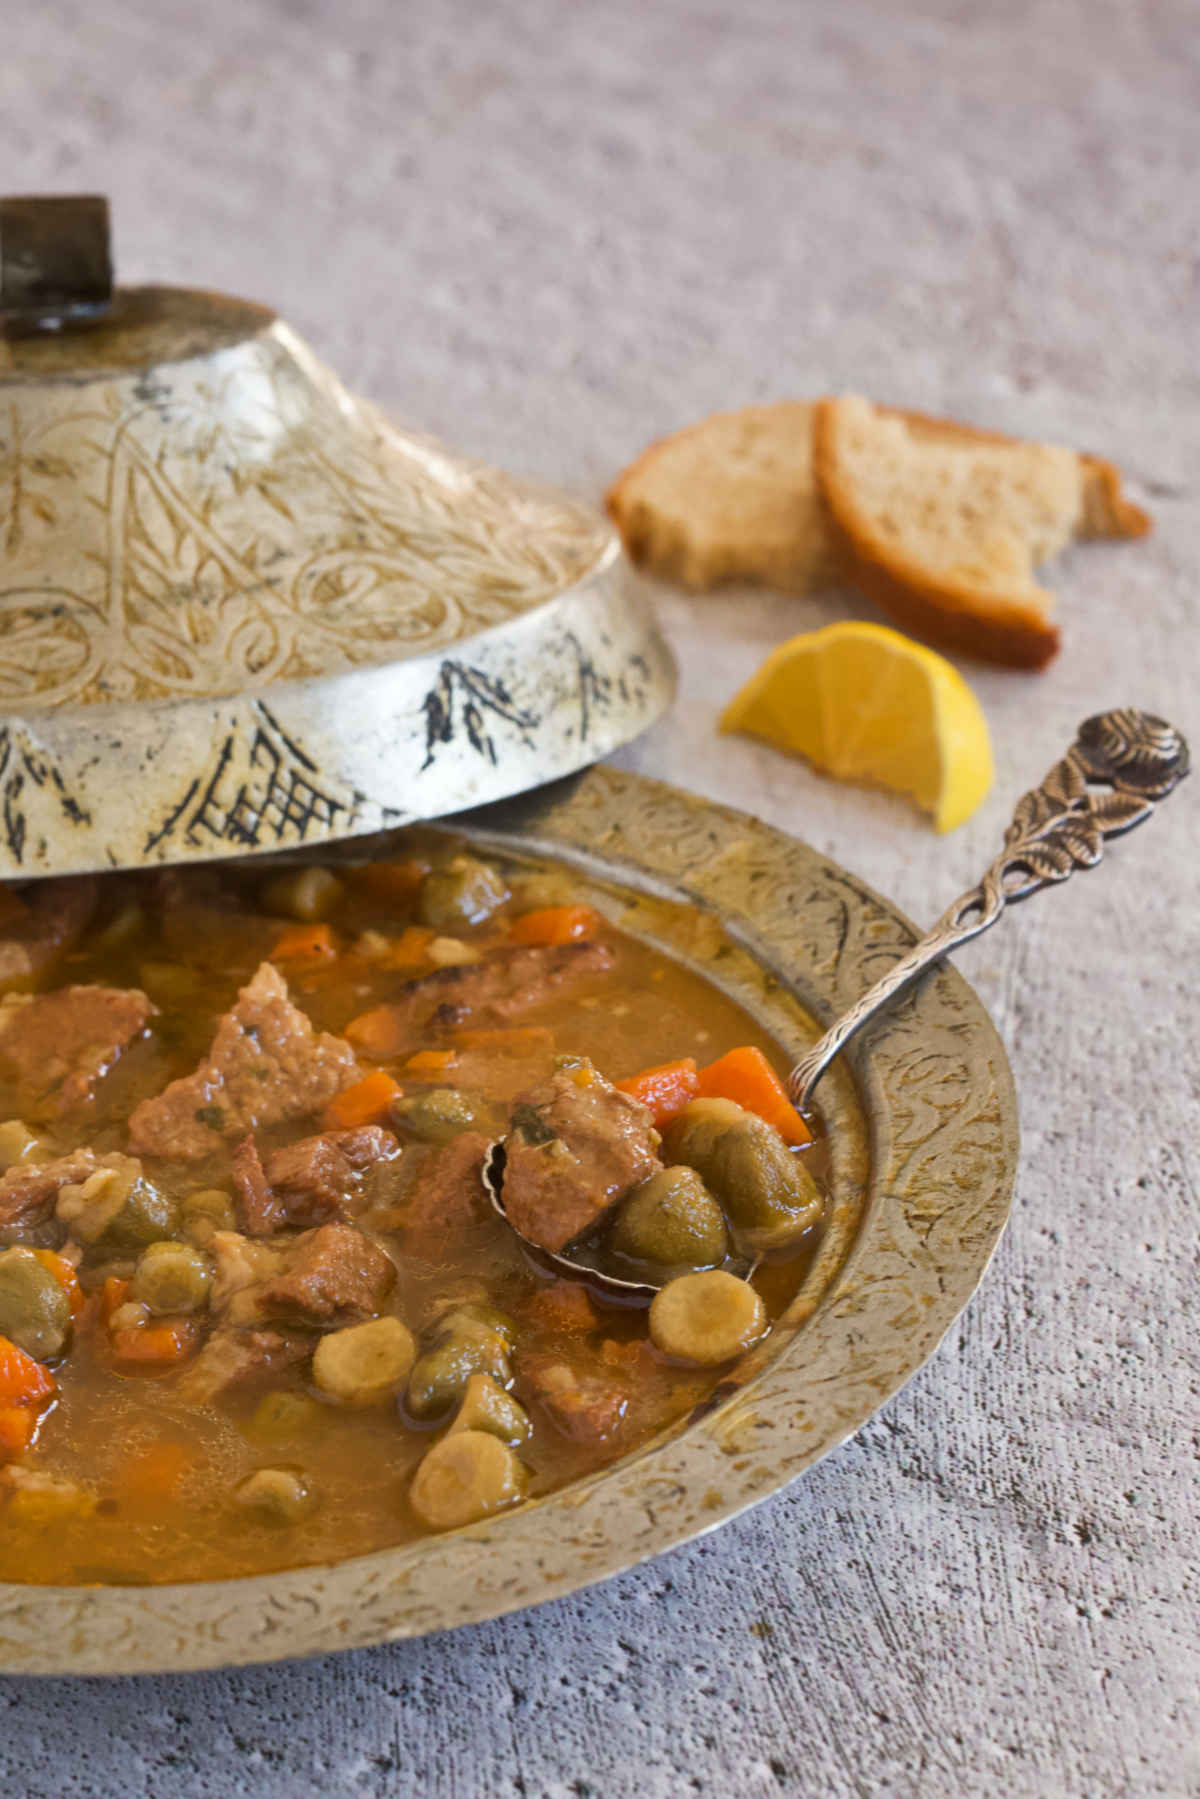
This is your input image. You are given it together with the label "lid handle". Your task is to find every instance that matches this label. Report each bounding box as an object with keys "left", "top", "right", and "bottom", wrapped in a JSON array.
[{"left": 0, "top": 195, "right": 113, "bottom": 333}]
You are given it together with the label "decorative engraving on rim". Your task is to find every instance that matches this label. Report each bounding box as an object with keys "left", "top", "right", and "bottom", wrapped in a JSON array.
[{"left": 0, "top": 767, "right": 1018, "bottom": 1674}]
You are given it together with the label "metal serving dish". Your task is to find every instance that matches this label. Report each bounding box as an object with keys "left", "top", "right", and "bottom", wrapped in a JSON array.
[
  {"left": 0, "top": 199, "right": 1016, "bottom": 1673},
  {"left": 0, "top": 198, "right": 673, "bottom": 878},
  {"left": 0, "top": 766, "right": 1017, "bottom": 1675}
]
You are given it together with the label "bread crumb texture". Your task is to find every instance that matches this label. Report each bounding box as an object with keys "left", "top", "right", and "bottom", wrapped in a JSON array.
[{"left": 813, "top": 395, "right": 1150, "bottom": 668}]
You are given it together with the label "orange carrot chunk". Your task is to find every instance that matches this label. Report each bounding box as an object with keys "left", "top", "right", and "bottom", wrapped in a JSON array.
[
  {"left": 695, "top": 1046, "right": 811, "bottom": 1146},
  {"left": 272, "top": 922, "right": 337, "bottom": 962},
  {"left": 98, "top": 1275, "right": 131, "bottom": 1326},
  {"left": 509, "top": 906, "right": 603, "bottom": 947},
  {"left": 32, "top": 1249, "right": 86, "bottom": 1319},
  {"left": 614, "top": 1058, "right": 700, "bottom": 1128},
  {"left": 383, "top": 925, "right": 436, "bottom": 968},
  {"left": 115, "top": 1440, "right": 198, "bottom": 1502},
  {"left": 110, "top": 1322, "right": 200, "bottom": 1367},
  {"left": 0, "top": 1406, "right": 37, "bottom": 1459},
  {"left": 527, "top": 1282, "right": 600, "bottom": 1333},
  {"left": 322, "top": 1070, "right": 403, "bottom": 1130},
  {"left": 403, "top": 1049, "right": 458, "bottom": 1076},
  {"left": 344, "top": 1006, "right": 405, "bottom": 1059},
  {"left": 0, "top": 1337, "right": 55, "bottom": 1408}
]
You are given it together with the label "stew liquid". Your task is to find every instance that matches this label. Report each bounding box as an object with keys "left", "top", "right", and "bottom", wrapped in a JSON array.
[{"left": 0, "top": 842, "right": 825, "bottom": 1584}]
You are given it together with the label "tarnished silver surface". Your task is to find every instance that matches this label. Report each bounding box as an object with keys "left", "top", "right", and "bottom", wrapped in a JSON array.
[
  {"left": 0, "top": 766, "right": 1018, "bottom": 1674},
  {"left": 787, "top": 708, "right": 1191, "bottom": 1108},
  {"left": 0, "top": 283, "right": 674, "bottom": 876}
]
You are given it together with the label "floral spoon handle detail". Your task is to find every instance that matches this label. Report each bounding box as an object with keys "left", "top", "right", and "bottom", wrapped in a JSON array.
[{"left": 786, "top": 708, "right": 1190, "bottom": 1111}]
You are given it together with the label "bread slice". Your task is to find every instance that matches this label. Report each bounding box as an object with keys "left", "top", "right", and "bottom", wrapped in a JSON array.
[
  {"left": 606, "top": 402, "right": 843, "bottom": 593},
  {"left": 813, "top": 395, "right": 1151, "bottom": 669}
]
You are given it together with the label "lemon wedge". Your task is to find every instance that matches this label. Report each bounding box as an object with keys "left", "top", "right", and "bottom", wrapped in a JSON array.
[{"left": 719, "top": 621, "right": 993, "bottom": 832}]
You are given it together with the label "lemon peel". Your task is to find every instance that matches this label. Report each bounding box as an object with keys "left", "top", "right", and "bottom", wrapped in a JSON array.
[{"left": 720, "top": 621, "right": 993, "bottom": 832}]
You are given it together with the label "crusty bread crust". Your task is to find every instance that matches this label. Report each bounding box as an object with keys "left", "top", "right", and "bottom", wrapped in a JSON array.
[
  {"left": 1078, "top": 455, "right": 1152, "bottom": 540},
  {"left": 606, "top": 403, "right": 841, "bottom": 593},
  {"left": 813, "top": 398, "right": 1148, "bottom": 670}
]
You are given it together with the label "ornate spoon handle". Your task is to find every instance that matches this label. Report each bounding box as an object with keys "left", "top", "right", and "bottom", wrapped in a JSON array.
[{"left": 787, "top": 708, "right": 1190, "bottom": 1110}]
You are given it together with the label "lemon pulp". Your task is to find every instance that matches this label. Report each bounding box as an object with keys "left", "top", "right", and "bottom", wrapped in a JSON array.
[{"left": 720, "top": 621, "right": 993, "bottom": 832}]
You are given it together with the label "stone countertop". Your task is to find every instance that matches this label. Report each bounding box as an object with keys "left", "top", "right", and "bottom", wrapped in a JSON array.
[{"left": 2, "top": 1, "right": 1197, "bottom": 1793}]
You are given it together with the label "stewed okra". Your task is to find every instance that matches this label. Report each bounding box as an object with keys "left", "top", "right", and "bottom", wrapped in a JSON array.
[{"left": 0, "top": 842, "right": 826, "bottom": 1584}]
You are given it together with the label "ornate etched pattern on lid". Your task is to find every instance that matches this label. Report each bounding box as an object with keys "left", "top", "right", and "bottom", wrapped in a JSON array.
[
  {"left": 0, "top": 292, "right": 612, "bottom": 708},
  {"left": 0, "top": 201, "right": 674, "bottom": 877}
]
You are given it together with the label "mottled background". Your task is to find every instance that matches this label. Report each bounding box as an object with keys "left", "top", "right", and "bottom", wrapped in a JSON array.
[{"left": 2, "top": 1, "right": 1197, "bottom": 1793}]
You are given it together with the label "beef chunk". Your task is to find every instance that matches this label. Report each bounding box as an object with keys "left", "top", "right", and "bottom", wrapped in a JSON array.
[
  {"left": 176, "top": 1326, "right": 313, "bottom": 1405},
  {"left": 256, "top": 1223, "right": 396, "bottom": 1328},
  {"left": 394, "top": 1131, "right": 491, "bottom": 1259},
  {"left": 0, "top": 985, "right": 155, "bottom": 1116},
  {"left": 230, "top": 1138, "right": 274, "bottom": 1238},
  {"left": 382, "top": 941, "right": 614, "bottom": 1046},
  {"left": 0, "top": 1149, "right": 99, "bottom": 1247},
  {"left": 210, "top": 1223, "right": 395, "bottom": 1329},
  {"left": 232, "top": 1126, "right": 399, "bottom": 1236},
  {"left": 128, "top": 962, "right": 358, "bottom": 1161},
  {"left": 0, "top": 877, "right": 98, "bottom": 986},
  {"left": 499, "top": 1062, "right": 661, "bottom": 1253},
  {"left": 518, "top": 1351, "right": 629, "bottom": 1443}
]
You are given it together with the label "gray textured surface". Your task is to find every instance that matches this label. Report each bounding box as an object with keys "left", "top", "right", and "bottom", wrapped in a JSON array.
[{"left": 3, "top": 0, "right": 1198, "bottom": 1793}]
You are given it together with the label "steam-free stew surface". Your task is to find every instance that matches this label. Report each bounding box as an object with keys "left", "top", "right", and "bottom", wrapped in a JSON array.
[{"left": 0, "top": 843, "right": 825, "bottom": 1584}]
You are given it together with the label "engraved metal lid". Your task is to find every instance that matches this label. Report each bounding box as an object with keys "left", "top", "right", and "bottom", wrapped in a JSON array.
[{"left": 0, "top": 197, "right": 674, "bottom": 877}]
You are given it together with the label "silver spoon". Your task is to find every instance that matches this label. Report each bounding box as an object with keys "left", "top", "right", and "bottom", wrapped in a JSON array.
[
  {"left": 786, "top": 707, "right": 1189, "bottom": 1108},
  {"left": 487, "top": 708, "right": 1190, "bottom": 1298}
]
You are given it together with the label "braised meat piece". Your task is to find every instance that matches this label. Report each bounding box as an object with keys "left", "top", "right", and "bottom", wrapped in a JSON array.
[
  {"left": 256, "top": 1223, "right": 396, "bottom": 1328},
  {"left": 0, "top": 1150, "right": 99, "bottom": 1247},
  {"left": 128, "top": 962, "right": 358, "bottom": 1161},
  {"left": 499, "top": 1062, "right": 661, "bottom": 1253},
  {"left": 394, "top": 1131, "right": 491, "bottom": 1260},
  {"left": 0, "top": 985, "right": 155, "bottom": 1117},
  {"left": 0, "top": 877, "right": 98, "bottom": 986},
  {"left": 382, "top": 942, "right": 614, "bottom": 1046},
  {"left": 517, "top": 1351, "right": 629, "bottom": 1444},
  {"left": 232, "top": 1126, "right": 400, "bottom": 1236},
  {"left": 209, "top": 1223, "right": 396, "bottom": 1329},
  {"left": 176, "top": 1326, "right": 313, "bottom": 1406}
]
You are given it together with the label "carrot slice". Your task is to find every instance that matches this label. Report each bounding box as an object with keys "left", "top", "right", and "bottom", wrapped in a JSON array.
[
  {"left": 0, "top": 1337, "right": 55, "bottom": 1408},
  {"left": 0, "top": 1406, "right": 37, "bottom": 1458},
  {"left": 615, "top": 1058, "right": 699, "bottom": 1128},
  {"left": 110, "top": 1322, "right": 200, "bottom": 1367},
  {"left": 384, "top": 925, "right": 436, "bottom": 968},
  {"left": 695, "top": 1046, "right": 811, "bottom": 1146},
  {"left": 98, "top": 1276, "right": 131, "bottom": 1326},
  {"left": 527, "top": 1283, "right": 599, "bottom": 1333},
  {"left": 344, "top": 1006, "right": 405, "bottom": 1059},
  {"left": 322, "top": 1070, "right": 403, "bottom": 1130},
  {"left": 115, "top": 1441, "right": 197, "bottom": 1502},
  {"left": 272, "top": 922, "right": 337, "bottom": 962},
  {"left": 32, "top": 1249, "right": 85, "bottom": 1319},
  {"left": 509, "top": 906, "right": 602, "bottom": 946},
  {"left": 403, "top": 1049, "right": 458, "bottom": 1076}
]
